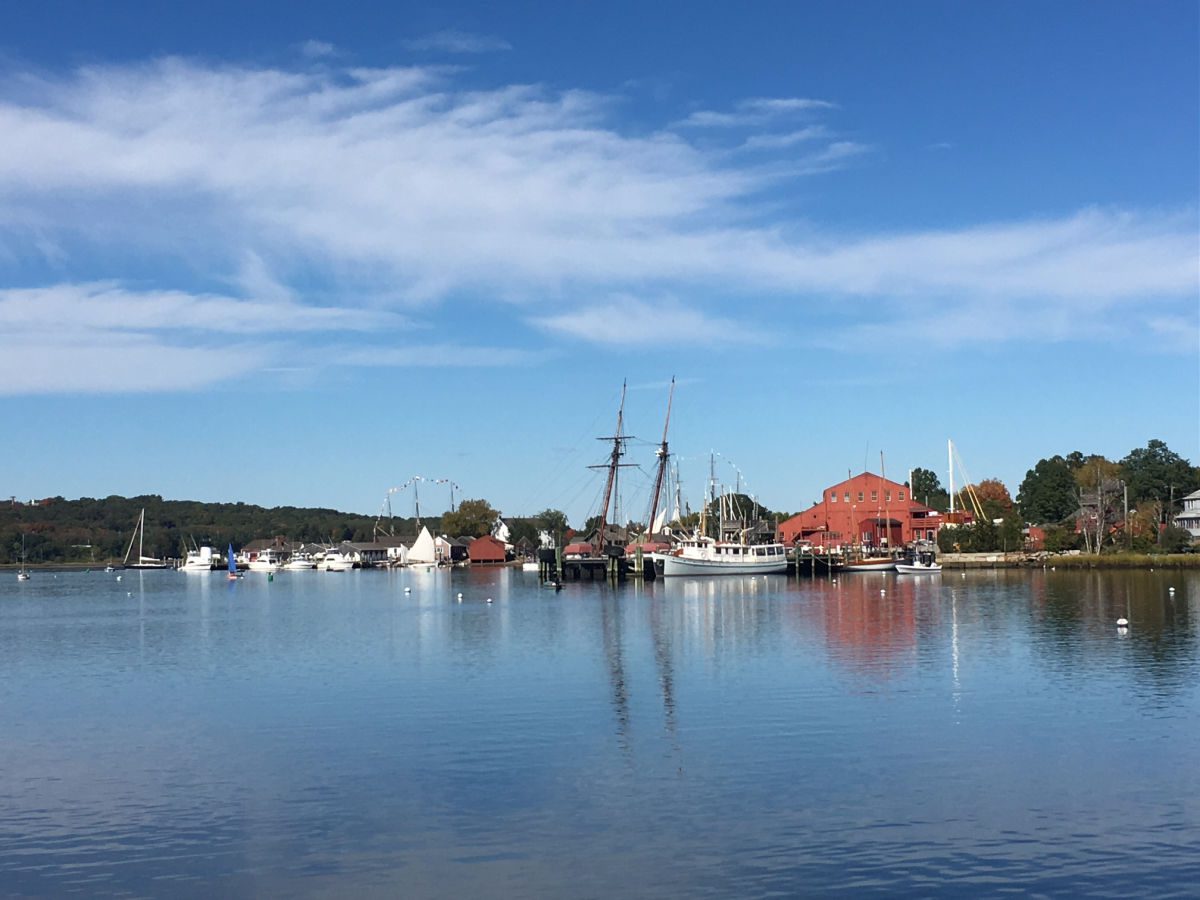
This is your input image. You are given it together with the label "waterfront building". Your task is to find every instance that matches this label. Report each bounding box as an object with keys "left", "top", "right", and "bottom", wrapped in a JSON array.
[
  {"left": 1174, "top": 490, "right": 1200, "bottom": 541},
  {"left": 777, "top": 472, "right": 952, "bottom": 550},
  {"left": 468, "top": 535, "right": 509, "bottom": 565}
]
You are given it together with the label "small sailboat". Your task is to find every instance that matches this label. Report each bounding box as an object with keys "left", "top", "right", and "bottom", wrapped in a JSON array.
[
  {"left": 123, "top": 508, "right": 170, "bottom": 569},
  {"left": 17, "top": 534, "right": 30, "bottom": 581},
  {"left": 227, "top": 543, "right": 243, "bottom": 580}
]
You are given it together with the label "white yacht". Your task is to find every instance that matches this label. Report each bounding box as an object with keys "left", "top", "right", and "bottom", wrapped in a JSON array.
[
  {"left": 284, "top": 552, "right": 317, "bottom": 571},
  {"left": 247, "top": 548, "right": 284, "bottom": 572},
  {"left": 321, "top": 548, "right": 356, "bottom": 572},
  {"left": 180, "top": 546, "right": 216, "bottom": 572},
  {"left": 653, "top": 533, "right": 787, "bottom": 576}
]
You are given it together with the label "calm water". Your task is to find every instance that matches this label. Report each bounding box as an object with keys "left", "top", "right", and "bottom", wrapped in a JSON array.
[{"left": 1, "top": 567, "right": 1198, "bottom": 898}]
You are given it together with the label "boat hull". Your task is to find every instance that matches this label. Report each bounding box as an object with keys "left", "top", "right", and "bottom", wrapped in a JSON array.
[
  {"left": 894, "top": 563, "right": 942, "bottom": 574},
  {"left": 841, "top": 558, "right": 897, "bottom": 573},
  {"left": 653, "top": 553, "right": 787, "bottom": 577}
]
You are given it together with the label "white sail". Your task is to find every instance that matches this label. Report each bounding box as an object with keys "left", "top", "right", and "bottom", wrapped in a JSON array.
[{"left": 408, "top": 526, "right": 437, "bottom": 564}]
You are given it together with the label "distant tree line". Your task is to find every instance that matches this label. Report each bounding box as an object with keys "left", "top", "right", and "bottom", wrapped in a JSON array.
[
  {"left": 0, "top": 495, "right": 431, "bottom": 565},
  {"left": 909, "top": 439, "right": 1198, "bottom": 554}
]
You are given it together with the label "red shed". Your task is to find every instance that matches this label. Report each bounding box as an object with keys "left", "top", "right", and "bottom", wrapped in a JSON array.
[{"left": 468, "top": 534, "right": 508, "bottom": 565}]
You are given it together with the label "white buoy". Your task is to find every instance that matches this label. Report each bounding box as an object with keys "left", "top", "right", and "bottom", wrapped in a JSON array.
[
  {"left": 1117, "top": 617, "right": 1129, "bottom": 628},
  {"left": 127, "top": 591, "right": 132, "bottom": 597},
  {"left": 116, "top": 575, "right": 122, "bottom": 582},
  {"left": 880, "top": 588, "right": 886, "bottom": 595},
  {"left": 486, "top": 597, "right": 493, "bottom": 604},
  {"left": 457, "top": 592, "right": 463, "bottom": 600},
  {"left": 404, "top": 587, "right": 411, "bottom": 594},
  {"left": 1168, "top": 587, "right": 1176, "bottom": 594}
]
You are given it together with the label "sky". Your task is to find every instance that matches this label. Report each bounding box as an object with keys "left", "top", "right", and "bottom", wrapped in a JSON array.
[{"left": 1, "top": 0, "right": 1197, "bottom": 526}]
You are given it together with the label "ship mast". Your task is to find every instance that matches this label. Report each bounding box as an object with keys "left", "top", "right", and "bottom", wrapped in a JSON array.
[
  {"left": 590, "top": 381, "right": 634, "bottom": 555},
  {"left": 646, "top": 377, "right": 675, "bottom": 536}
]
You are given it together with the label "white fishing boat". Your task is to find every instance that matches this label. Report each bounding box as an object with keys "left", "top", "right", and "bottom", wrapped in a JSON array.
[
  {"left": 247, "top": 548, "right": 284, "bottom": 572},
  {"left": 123, "top": 508, "right": 170, "bottom": 569},
  {"left": 180, "top": 545, "right": 216, "bottom": 572},
  {"left": 654, "top": 534, "right": 787, "bottom": 576},
  {"left": 895, "top": 543, "right": 942, "bottom": 575}
]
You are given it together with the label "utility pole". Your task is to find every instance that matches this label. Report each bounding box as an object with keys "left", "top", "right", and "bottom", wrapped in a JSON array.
[{"left": 1123, "top": 480, "right": 1130, "bottom": 551}]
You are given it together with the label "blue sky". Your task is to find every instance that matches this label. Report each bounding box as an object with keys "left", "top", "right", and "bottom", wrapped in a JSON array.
[{"left": 1, "top": 1, "right": 1197, "bottom": 526}]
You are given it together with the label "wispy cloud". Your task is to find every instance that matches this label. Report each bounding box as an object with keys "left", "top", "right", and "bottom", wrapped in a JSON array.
[
  {"left": 740, "top": 125, "right": 830, "bottom": 151},
  {"left": 674, "top": 96, "right": 834, "bottom": 129},
  {"left": 529, "top": 295, "right": 773, "bottom": 347},
  {"left": 0, "top": 57, "right": 1194, "bottom": 396},
  {"left": 402, "top": 29, "right": 512, "bottom": 54},
  {"left": 297, "top": 39, "right": 337, "bottom": 59},
  {"left": 337, "top": 343, "right": 550, "bottom": 367}
]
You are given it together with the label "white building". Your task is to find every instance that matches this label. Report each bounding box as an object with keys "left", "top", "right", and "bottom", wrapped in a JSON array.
[{"left": 1174, "top": 490, "right": 1200, "bottom": 540}]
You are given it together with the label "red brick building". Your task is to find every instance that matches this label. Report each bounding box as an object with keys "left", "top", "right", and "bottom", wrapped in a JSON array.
[{"left": 777, "top": 472, "right": 952, "bottom": 551}]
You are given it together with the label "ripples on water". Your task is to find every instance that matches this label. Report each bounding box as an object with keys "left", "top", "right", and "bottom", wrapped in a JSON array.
[{"left": 1, "top": 567, "right": 1198, "bottom": 897}]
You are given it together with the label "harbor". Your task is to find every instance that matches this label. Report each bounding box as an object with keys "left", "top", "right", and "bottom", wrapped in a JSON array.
[{"left": 3, "top": 565, "right": 1198, "bottom": 897}]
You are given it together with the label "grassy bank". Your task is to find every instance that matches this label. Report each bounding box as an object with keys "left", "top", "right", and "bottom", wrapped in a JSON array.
[
  {"left": 1029, "top": 552, "right": 1200, "bottom": 570},
  {"left": 941, "top": 552, "right": 1200, "bottom": 570}
]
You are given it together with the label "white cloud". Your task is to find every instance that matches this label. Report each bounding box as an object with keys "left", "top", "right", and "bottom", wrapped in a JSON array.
[
  {"left": 0, "top": 56, "right": 1194, "bottom": 396},
  {"left": 740, "top": 126, "right": 830, "bottom": 151},
  {"left": 0, "top": 283, "right": 404, "bottom": 334},
  {"left": 402, "top": 29, "right": 512, "bottom": 54},
  {"left": 674, "top": 96, "right": 835, "bottom": 129},
  {"left": 0, "top": 333, "right": 270, "bottom": 394},
  {"left": 529, "top": 295, "right": 773, "bottom": 347},
  {"left": 337, "top": 342, "right": 550, "bottom": 367},
  {"left": 297, "top": 40, "right": 337, "bottom": 59}
]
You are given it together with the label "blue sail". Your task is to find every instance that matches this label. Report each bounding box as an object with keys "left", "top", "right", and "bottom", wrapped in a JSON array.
[{"left": 228, "top": 543, "right": 238, "bottom": 575}]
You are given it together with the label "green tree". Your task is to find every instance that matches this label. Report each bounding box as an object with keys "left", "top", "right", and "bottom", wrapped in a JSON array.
[
  {"left": 439, "top": 499, "right": 498, "bottom": 538},
  {"left": 533, "top": 508, "right": 569, "bottom": 542},
  {"left": 506, "top": 519, "right": 540, "bottom": 547},
  {"left": 910, "top": 467, "right": 949, "bottom": 511},
  {"left": 1120, "top": 440, "right": 1199, "bottom": 509},
  {"left": 1017, "top": 456, "right": 1078, "bottom": 524}
]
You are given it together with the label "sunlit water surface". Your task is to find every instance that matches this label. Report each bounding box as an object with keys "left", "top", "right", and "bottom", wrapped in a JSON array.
[{"left": 2, "top": 567, "right": 1198, "bottom": 898}]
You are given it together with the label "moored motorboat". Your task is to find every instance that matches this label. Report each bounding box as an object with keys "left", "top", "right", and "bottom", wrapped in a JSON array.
[
  {"left": 284, "top": 552, "right": 317, "bottom": 570},
  {"left": 322, "top": 549, "right": 356, "bottom": 571},
  {"left": 247, "top": 548, "right": 284, "bottom": 572},
  {"left": 654, "top": 534, "right": 787, "bottom": 576},
  {"left": 895, "top": 543, "right": 942, "bottom": 574},
  {"left": 180, "top": 546, "right": 216, "bottom": 572}
]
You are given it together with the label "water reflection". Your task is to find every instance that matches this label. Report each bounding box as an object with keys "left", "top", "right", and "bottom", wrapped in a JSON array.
[{"left": 0, "top": 567, "right": 1198, "bottom": 897}]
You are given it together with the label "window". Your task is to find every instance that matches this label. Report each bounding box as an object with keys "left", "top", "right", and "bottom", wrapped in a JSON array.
[
  {"left": 844, "top": 492, "right": 850, "bottom": 502},
  {"left": 885, "top": 491, "right": 891, "bottom": 503},
  {"left": 857, "top": 492, "right": 864, "bottom": 502},
  {"left": 871, "top": 491, "right": 878, "bottom": 502},
  {"left": 899, "top": 491, "right": 906, "bottom": 501},
  {"left": 831, "top": 492, "right": 837, "bottom": 503}
]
